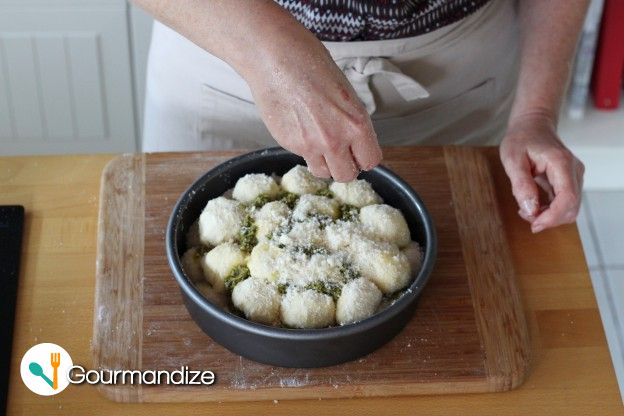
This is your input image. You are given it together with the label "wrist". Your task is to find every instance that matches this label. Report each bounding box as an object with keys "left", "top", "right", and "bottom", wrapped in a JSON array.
[{"left": 507, "top": 107, "right": 558, "bottom": 132}]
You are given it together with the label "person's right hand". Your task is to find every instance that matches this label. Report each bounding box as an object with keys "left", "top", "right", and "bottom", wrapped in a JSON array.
[
  {"left": 243, "top": 36, "right": 382, "bottom": 182},
  {"left": 133, "top": 0, "right": 380, "bottom": 181}
]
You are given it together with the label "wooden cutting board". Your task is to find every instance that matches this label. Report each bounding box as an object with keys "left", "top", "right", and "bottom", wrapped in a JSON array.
[{"left": 93, "top": 146, "right": 530, "bottom": 403}]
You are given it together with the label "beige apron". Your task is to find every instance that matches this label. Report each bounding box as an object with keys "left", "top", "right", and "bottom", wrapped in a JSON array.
[{"left": 142, "top": 0, "right": 519, "bottom": 152}]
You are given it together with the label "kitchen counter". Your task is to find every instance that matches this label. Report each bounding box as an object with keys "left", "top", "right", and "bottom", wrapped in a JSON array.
[{"left": 2, "top": 149, "right": 622, "bottom": 415}]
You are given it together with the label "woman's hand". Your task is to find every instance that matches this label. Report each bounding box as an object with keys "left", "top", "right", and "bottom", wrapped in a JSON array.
[
  {"left": 244, "top": 38, "right": 382, "bottom": 182},
  {"left": 132, "top": 0, "right": 382, "bottom": 182},
  {"left": 500, "top": 113, "right": 584, "bottom": 233}
]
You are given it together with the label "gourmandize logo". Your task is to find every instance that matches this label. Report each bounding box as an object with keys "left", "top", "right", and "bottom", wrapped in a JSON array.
[{"left": 20, "top": 343, "right": 73, "bottom": 396}]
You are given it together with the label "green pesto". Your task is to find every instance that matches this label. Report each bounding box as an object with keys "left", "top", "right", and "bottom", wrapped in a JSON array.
[
  {"left": 277, "top": 282, "right": 289, "bottom": 295},
  {"left": 224, "top": 264, "right": 251, "bottom": 292},
  {"left": 306, "top": 212, "right": 333, "bottom": 229},
  {"left": 249, "top": 193, "right": 272, "bottom": 208},
  {"left": 338, "top": 204, "right": 359, "bottom": 222},
  {"left": 295, "top": 244, "right": 329, "bottom": 257},
  {"left": 304, "top": 280, "right": 342, "bottom": 302},
  {"left": 315, "top": 188, "right": 333, "bottom": 198},
  {"left": 238, "top": 213, "right": 258, "bottom": 252},
  {"left": 278, "top": 191, "right": 300, "bottom": 209},
  {"left": 268, "top": 218, "right": 294, "bottom": 241},
  {"left": 339, "top": 262, "right": 360, "bottom": 280}
]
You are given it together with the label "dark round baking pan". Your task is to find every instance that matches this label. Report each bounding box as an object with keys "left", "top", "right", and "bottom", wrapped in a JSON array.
[{"left": 166, "top": 147, "right": 437, "bottom": 368}]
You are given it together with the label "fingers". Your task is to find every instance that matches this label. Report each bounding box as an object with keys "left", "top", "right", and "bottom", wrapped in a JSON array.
[
  {"left": 530, "top": 190, "right": 579, "bottom": 233},
  {"left": 531, "top": 152, "right": 583, "bottom": 233},
  {"left": 534, "top": 174, "right": 555, "bottom": 202},
  {"left": 350, "top": 123, "right": 382, "bottom": 171},
  {"left": 502, "top": 152, "right": 540, "bottom": 220},
  {"left": 315, "top": 110, "right": 378, "bottom": 182},
  {"left": 304, "top": 154, "right": 331, "bottom": 179},
  {"left": 323, "top": 146, "right": 359, "bottom": 182}
]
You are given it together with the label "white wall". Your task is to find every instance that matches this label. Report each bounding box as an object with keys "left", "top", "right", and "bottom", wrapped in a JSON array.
[
  {"left": 0, "top": 0, "right": 152, "bottom": 155},
  {"left": 128, "top": 2, "right": 152, "bottom": 142}
]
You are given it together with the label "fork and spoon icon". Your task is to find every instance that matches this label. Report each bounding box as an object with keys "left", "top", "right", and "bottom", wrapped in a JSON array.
[{"left": 28, "top": 352, "right": 61, "bottom": 389}]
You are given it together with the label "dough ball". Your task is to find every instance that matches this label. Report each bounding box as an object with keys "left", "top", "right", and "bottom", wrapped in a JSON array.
[
  {"left": 351, "top": 240, "right": 411, "bottom": 294},
  {"left": 185, "top": 220, "right": 202, "bottom": 248},
  {"left": 280, "top": 289, "right": 336, "bottom": 328},
  {"left": 329, "top": 179, "right": 382, "bottom": 208},
  {"left": 402, "top": 240, "right": 423, "bottom": 273},
  {"left": 273, "top": 218, "right": 326, "bottom": 247},
  {"left": 198, "top": 197, "right": 245, "bottom": 246},
  {"left": 232, "top": 278, "right": 281, "bottom": 325},
  {"left": 194, "top": 281, "right": 229, "bottom": 309},
  {"left": 201, "top": 243, "right": 247, "bottom": 293},
  {"left": 281, "top": 165, "right": 328, "bottom": 195},
  {"left": 359, "top": 204, "right": 411, "bottom": 248},
  {"left": 277, "top": 252, "right": 345, "bottom": 288},
  {"left": 180, "top": 247, "right": 205, "bottom": 283},
  {"left": 247, "top": 241, "right": 282, "bottom": 282},
  {"left": 324, "top": 221, "right": 365, "bottom": 251},
  {"left": 292, "top": 194, "right": 339, "bottom": 221},
  {"left": 336, "top": 278, "right": 382, "bottom": 325},
  {"left": 254, "top": 201, "right": 291, "bottom": 241},
  {"left": 232, "top": 173, "right": 281, "bottom": 204}
]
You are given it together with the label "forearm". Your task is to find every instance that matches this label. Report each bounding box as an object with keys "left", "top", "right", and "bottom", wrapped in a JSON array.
[
  {"left": 132, "top": 0, "right": 324, "bottom": 80},
  {"left": 134, "top": 0, "right": 381, "bottom": 179},
  {"left": 510, "top": 0, "right": 589, "bottom": 125}
]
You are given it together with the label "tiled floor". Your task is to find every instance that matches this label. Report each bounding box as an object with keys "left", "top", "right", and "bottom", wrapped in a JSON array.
[{"left": 577, "top": 191, "right": 624, "bottom": 403}]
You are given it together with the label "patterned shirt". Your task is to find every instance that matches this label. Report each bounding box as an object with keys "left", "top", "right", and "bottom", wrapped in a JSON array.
[{"left": 275, "top": 0, "right": 492, "bottom": 41}]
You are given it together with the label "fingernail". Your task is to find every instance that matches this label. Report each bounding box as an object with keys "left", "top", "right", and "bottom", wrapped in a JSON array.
[
  {"left": 532, "top": 223, "right": 544, "bottom": 233},
  {"left": 522, "top": 198, "right": 538, "bottom": 216}
]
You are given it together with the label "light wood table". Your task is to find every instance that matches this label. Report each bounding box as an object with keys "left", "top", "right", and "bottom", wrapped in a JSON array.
[{"left": 2, "top": 150, "right": 622, "bottom": 415}]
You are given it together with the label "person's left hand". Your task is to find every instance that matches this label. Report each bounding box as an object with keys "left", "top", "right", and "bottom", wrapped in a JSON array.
[{"left": 500, "top": 113, "right": 584, "bottom": 233}]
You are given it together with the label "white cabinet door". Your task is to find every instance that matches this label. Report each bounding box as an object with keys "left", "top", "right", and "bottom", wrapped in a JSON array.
[{"left": 0, "top": 0, "right": 137, "bottom": 155}]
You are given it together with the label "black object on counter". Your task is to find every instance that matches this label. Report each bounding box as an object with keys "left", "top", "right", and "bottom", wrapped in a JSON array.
[
  {"left": 166, "top": 148, "right": 437, "bottom": 368},
  {"left": 0, "top": 205, "right": 24, "bottom": 412}
]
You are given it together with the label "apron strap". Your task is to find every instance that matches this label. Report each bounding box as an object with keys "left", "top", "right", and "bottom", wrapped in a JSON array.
[{"left": 336, "top": 57, "right": 430, "bottom": 114}]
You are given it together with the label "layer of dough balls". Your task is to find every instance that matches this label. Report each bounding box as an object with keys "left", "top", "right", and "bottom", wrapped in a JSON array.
[
  {"left": 184, "top": 164, "right": 422, "bottom": 329},
  {"left": 329, "top": 179, "right": 382, "bottom": 208},
  {"left": 232, "top": 278, "right": 281, "bottom": 325},
  {"left": 360, "top": 204, "right": 411, "bottom": 248},
  {"left": 280, "top": 289, "right": 336, "bottom": 328},
  {"left": 232, "top": 173, "right": 280, "bottom": 204},
  {"left": 351, "top": 240, "right": 411, "bottom": 294},
  {"left": 194, "top": 281, "right": 229, "bottom": 309},
  {"left": 185, "top": 220, "right": 201, "bottom": 248},
  {"left": 199, "top": 197, "right": 245, "bottom": 246},
  {"left": 201, "top": 242, "right": 247, "bottom": 292},
  {"left": 180, "top": 247, "right": 205, "bottom": 283},
  {"left": 254, "top": 200, "right": 291, "bottom": 241},
  {"left": 336, "top": 278, "right": 383, "bottom": 325},
  {"left": 281, "top": 165, "right": 328, "bottom": 195},
  {"left": 402, "top": 240, "right": 423, "bottom": 273},
  {"left": 292, "top": 194, "right": 339, "bottom": 221}
]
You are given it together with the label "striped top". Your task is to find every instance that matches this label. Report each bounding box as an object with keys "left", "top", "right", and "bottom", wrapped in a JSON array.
[{"left": 275, "top": 0, "right": 492, "bottom": 41}]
